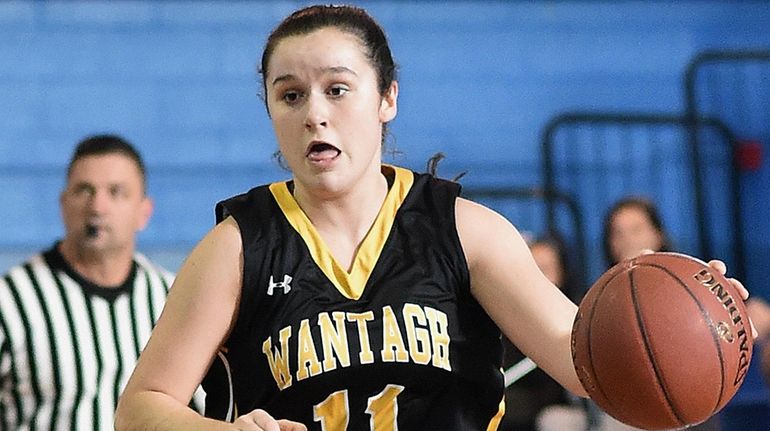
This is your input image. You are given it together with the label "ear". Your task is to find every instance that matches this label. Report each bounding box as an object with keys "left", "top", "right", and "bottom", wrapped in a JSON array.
[
  {"left": 59, "top": 189, "right": 67, "bottom": 223},
  {"left": 379, "top": 80, "right": 398, "bottom": 123},
  {"left": 135, "top": 196, "right": 154, "bottom": 232}
]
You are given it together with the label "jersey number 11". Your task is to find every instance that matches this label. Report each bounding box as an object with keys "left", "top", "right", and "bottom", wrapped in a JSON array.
[{"left": 313, "top": 384, "right": 404, "bottom": 431}]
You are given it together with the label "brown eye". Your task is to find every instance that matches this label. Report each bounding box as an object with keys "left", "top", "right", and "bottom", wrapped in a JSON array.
[
  {"left": 110, "top": 185, "right": 126, "bottom": 198},
  {"left": 282, "top": 91, "right": 301, "bottom": 104},
  {"left": 72, "top": 184, "right": 95, "bottom": 198},
  {"left": 328, "top": 85, "right": 349, "bottom": 97}
]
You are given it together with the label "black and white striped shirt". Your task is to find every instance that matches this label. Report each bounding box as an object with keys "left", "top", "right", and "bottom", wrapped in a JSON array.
[{"left": 0, "top": 243, "right": 192, "bottom": 430}]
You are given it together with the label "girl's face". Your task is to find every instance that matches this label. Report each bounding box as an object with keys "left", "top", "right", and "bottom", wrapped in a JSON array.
[
  {"left": 609, "top": 206, "right": 664, "bottom": 262},
  {"left": 265, "top": 27, "right": 397, "bottom": 196}
]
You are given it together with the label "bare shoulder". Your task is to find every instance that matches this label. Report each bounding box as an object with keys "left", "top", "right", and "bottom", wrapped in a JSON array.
[
  {"left": 455, "top": 197, "right": 530, "bottom": 269},
  {"left": 455, "top": 197, "right": 521, "bottom": 232},
  {"left": 206, "top": 215, "right": 242, "bottom": 252},
  {"left": 188, "top": 216, "right": 241, "bottom": 269},
  {"left": 455, "top": 197, "right": 510, "bottom": 242},
  {"left": 169, "top": 215, "right": 244, "bottom": 304}
]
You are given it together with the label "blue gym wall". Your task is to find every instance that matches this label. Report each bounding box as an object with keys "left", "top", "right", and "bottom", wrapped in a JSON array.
[
  {"left": 2, "top": 0, "right": 770, "bottom": 426},
  {"left": 2, "top": 0, "right": 769, "bottom": 276}
]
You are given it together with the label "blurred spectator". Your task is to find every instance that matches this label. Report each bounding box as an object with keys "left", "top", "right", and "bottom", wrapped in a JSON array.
[{"left": 602, "top": 196, "right": 671, "bottom": 267}]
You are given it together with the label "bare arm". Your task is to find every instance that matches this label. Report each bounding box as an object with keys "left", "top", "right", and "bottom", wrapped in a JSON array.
[
  {"left": 455, "top": 198, "right": 587, "bottom": 397},
  {"left": 115, "top": 217, "right": 244, "bottom": 430}
]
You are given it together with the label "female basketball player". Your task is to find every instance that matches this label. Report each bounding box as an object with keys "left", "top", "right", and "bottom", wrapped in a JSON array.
[{"left": 115, "top": 5, "right": 751, "bottom": 430}]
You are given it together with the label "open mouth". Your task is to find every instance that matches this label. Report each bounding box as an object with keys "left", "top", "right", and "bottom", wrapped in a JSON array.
[
  {"left": 306, "top": 141, "right": 341, "bottom": 161},
  {"left": 84, "top": 221, "right": 107, "bottom": 239}
]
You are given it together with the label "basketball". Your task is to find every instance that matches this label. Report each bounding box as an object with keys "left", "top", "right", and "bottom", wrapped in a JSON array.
[{"left": 571, "top": 252, "right": 753, "bottom": 430}]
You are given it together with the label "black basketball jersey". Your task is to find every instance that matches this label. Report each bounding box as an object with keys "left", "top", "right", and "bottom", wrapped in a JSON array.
[{"left": 202, "top": 165, "right": 504, "bottom": 430}]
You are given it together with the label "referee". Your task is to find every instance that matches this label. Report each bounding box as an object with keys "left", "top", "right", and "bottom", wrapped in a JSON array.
[{"left": 0, "top": 135, "right": 201, "bottom": 430}]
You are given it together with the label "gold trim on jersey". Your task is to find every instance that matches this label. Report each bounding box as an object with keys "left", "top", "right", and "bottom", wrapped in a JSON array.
[
  {"left": 269, "top": 165, "right": 414, "bottom": 300},
  {"left": 486, "top": 396, "right": 505, "bottom": 431}
]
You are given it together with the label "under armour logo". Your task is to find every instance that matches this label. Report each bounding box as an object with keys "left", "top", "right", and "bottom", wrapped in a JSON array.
[{"left": 267, "top": 274, "right": 292, "bottom": 295}]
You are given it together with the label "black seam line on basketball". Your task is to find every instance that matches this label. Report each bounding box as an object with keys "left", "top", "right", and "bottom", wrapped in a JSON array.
[
  {"left": 637, "top": 262, "right": 726, "bottom": 414},
  {"left": 630, "top": 269, "right": 687, "bottom": 427},
  {"left": 584, "top": 268, "right": 624, "bottom": 411}
]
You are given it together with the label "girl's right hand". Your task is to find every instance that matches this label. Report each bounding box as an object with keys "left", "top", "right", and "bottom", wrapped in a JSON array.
[{"left": 233, "top": 409, "right": 307, "bottom": 431}]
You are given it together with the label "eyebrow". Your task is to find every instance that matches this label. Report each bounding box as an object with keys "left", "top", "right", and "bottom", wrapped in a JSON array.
[{"left": 271, "top": 66, "right": 358, "bottom": 86}]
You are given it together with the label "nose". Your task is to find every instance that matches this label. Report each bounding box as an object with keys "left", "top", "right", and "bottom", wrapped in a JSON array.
[
  {"left": 304, "top": 93, "right": 328, "bottom": 130},
  {"left": 87, "top": 189, "right": 110, "bottom": 214}
]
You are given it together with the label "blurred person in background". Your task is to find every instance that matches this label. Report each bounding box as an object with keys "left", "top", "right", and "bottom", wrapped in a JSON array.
[
  {"left": 602, "top": 196, "right": 671, "bottom": 267},
  {"left": 0, "top": 134, "right": 201, "bottom": 430},
  {"left": 604, "top": 195, "right": 770, "bottom": 340}
]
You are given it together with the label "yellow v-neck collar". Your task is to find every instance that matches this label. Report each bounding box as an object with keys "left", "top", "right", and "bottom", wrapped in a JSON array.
[{"left": 269, "top": 165, "right": 414, "bottom": 300}]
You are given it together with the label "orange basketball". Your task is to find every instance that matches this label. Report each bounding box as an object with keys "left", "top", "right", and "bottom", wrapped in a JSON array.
[{"left": 571, "top": 252, "right": 753, "bottom": 430}]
